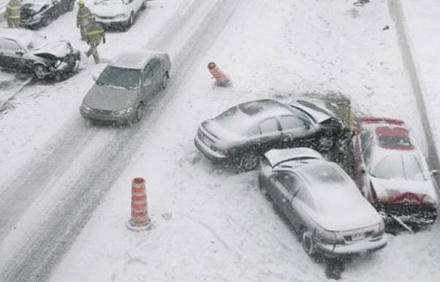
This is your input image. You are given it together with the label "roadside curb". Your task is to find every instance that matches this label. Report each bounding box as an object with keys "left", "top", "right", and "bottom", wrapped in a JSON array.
[{"left": 0, "top": 77, "right": 33, "bottom": 112}]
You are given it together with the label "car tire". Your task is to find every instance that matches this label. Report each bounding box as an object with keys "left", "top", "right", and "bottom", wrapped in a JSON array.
[
  {"left": 240, "top": 152, "right": 259, "bottom": 171},
  {"left": 42, "top": 14, "right": 52, "bottom": 27},
  {"left": 301, "top": 231, "right": 316, "bottom": 256},
  {"left": 317, "top": 136, "right": 334, "bottom": 152},
  {"left": 33, "top": 64, "right": 47, "bottom": 80},
  {"left": 161, "top": 73, "right": 168, "bottom": 89},
  {"left": 133, "top": 103, "right": 144, "bottom": 123}
]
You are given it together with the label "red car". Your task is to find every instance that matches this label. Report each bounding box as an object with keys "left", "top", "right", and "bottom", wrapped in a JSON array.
[{"left": 352, "top": 117, "right": 438, "bottom": 231}]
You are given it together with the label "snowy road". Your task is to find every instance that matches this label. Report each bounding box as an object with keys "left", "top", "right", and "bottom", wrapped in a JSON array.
[{"left": 0, "top": 0, "right": 439, "bottom": 281}]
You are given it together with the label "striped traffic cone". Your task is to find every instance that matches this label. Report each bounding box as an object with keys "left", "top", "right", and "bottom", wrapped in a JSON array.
[
  {"left": 127, "top": 177, "right": 152, "bottom": 231},
  {"left": 207, "top": 62, "right": 231, "bottom": 86}
]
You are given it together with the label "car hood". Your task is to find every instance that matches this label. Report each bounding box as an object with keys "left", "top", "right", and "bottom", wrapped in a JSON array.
[
  {"left": 370, "top": 177, "right": 438, "bottom": 204},
  {"left": 303, "top": 189, "right": 382, "bottom": 231},
  {"left": 32, "top": 41, "right": 73, "bottom": 59},
  {"left": 92, "top": 1, "right": 126, "bottom": 16},
  {"left": 290, "top": 100, "right": 334, "bottom": 123},
  {"left": 22, "top": 3, "right": 49, "bottom": 15},
  {"left": 83, "top": 84, "right": 140, "bottom": 111}
]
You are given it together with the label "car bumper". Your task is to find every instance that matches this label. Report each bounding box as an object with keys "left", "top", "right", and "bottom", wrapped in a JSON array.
[
  {"left": 80, "top": 106, "right": 135, "bottom": 124},
  {"left": 315, "top": 235, "right": 388, "bottom": 258},
  {"left": 194, "top": 135, "right": 228, "bottom": 162},
  {"left": 94, "top": 16, "right": 130, "bottom": 27}
]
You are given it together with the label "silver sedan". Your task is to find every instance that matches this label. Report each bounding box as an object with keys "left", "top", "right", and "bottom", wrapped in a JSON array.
[
  {"left": 259, "top": 147, "right": 387, "bottom": 258},
  {"left": 80, "top": 50, "right": 171, "bottom": 124}
]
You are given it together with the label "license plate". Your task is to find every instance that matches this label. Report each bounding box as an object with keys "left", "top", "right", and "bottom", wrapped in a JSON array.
[{"left": 352, "top": 232, "right": 365, "bottom": 241}]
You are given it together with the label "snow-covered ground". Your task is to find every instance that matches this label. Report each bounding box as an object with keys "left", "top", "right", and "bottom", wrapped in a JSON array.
[{"left": 0, "top": 0, "right": 440, "bottom": 281}]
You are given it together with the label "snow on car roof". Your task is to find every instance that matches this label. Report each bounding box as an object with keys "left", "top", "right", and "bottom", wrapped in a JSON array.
[
  {"left": 0, "top": 28, "right": 46, "bottom": 49},
  {"left": 109, "top": 50, "right": 165, "bottom": 69}
]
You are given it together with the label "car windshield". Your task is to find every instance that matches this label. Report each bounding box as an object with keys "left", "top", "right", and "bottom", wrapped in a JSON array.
[
  {"left": 371, "top": 154, "right": 427, "bottom": 181},
  {"left": 96, "top": 66, "right": 141, "bottom": 89},
  {"left": 301, "top": 163, "right": 347, "bottom": 187}
]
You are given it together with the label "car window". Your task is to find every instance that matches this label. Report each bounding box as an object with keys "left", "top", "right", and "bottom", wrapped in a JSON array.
[
  {"left": 360, "top": 129, "right": 372, "bottom": 151},
  {"left": 97, "top": 66, "right": 141, "bottom": 89},
  {"left": 149, "top": 58, "right": 161, "bottom": 75},
  {"left": 279, "top": 115, "right": 307, "bottom": 130},
  {"left": 143, "top": 64, "right": 154, "bottom": 80},
  {"left": 0, "top": 38, "right": 21, "bottom": 52},
  {"left": 362, "top": 140, "right": 373, "bottom": 165},
  {"left": 296, "top": 184, "right": 314, "bottom": 210},
  {"left": 259, "top": 118, "right": 279, "bottom": 134},
  {"left": 371, "top": 154, "right": 427, "bottom": 181},
  {"left": 274, "top": 172, "right": 298, "bottom": 196}
]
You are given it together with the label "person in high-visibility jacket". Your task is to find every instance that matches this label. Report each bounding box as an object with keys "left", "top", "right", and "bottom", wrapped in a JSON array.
[
  {"left": 85, "top": 17, "right": 106, "bottom": 64},
  {"left": 76, "top": 0, "right": 92, "bottom": 41},
  {"left": 5, "top": 0, "right": 21, "bottom": 28}
]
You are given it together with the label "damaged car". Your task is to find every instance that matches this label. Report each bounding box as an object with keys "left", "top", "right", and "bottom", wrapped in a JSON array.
[
  {"left": 259, "top": 147, "right": 387, "bottom": 258},
  {"left": 194, "top": 98, "right": 348, "bottom": 171},
  {"left": 352, "top": 117, "right": 438, "bottom": 232},
  {"left": 0, "top": 28, "right": 81, "bottom": 81},
  {"left": 20, "top": 0, "right": 75, "bottom": 29}
]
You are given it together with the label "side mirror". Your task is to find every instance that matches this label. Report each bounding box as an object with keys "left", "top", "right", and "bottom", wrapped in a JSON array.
[
  {"left": 431, "top": 169, "right": 439, "bottom": 177},
  {"left": 92, "top": 74, "right": 98, "bottom": 81},
  {"left": 16, "top": 50, "right": 24, "bottom": 56}
]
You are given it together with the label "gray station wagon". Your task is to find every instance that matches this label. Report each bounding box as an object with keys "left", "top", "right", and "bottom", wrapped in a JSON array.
[{"left": 80, "top": 50, "right": 171, "bottom": 124}]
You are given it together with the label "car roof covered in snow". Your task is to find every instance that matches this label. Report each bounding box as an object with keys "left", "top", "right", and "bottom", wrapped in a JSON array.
[
  {"left": 0, "top": 28, "right": 47, "bottom": 48},
  {"left": 109, "top": 50, "right": 167, "bottom": 70}
]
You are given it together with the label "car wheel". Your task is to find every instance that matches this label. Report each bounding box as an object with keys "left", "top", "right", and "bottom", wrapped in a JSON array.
[
  {"left": 42, "top": 14, "right": 52, "bottom": 27},
  {"left": 258, "top": 175, "right": 268, "bottom": 195},
  {"left": 301, "top": 231, "right": 316, "bottom": 256},
  {"left": 318, "top": 136, "right": 334, "bottom": 152},
  {"left": 133, "top": 103, "right": 144, "bottom": 123},
  {"left": 141, "top": 0, "right": 147, "bottom": 10},
  {"left": 33, "top": 64, "right": 47, "bottom": 80},
  {"left": 240, "top": 152, "right": 259, "bottom": 171},
  {"left": 161, "top": 73, "right": 168, "bottom": 89}
]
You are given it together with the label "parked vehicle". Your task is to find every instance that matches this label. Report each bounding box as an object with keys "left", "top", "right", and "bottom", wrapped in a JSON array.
[
  {"left": 194, "top": 98, "right": 348, "bottom": 171},
  {"left": 80, "top": 50, "right": 171, "bottom": 124},
  {"left": 352, "top": 117, "right": 438, "bottom": 231},
  {"left": 258, "top": 147, "right": 387, "bottom": 258},
  {"left": 20, "top": 0, "right": 75, "bottom": 29},
  {"left": 91, "top": 0, "right": 147, "bottom": 30},
  {"left": 0, "top": 28, "right": 81, "bottom": 81}
]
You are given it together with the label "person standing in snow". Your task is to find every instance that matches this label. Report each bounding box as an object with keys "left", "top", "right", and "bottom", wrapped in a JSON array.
[
  {"left": 76, "top": 0, "right": 92, "bottom": 41},
  {"left": 5, "top": 0, "right": 21, "bottom": 28},
  {"left": 84, "top": 16, "right": 106, "bottom": 64}
]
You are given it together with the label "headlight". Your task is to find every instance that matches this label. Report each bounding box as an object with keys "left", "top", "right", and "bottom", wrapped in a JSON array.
[
  {"left": 115, "top": 13, "right": 128, "bottom": 18},
  {"left": 81, "top": 104, "right": 91, "bottom": 113},
  {"left": 114, "top": 107, "right": 133, "bottom": 116}
]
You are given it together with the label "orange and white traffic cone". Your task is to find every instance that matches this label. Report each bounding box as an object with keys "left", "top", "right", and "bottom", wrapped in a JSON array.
[
  {"left": 207, "top": 62, "right": 230, "bottom": 86},
  {"left": 127, "top": 177, "right": 152, "bottom": 231}
]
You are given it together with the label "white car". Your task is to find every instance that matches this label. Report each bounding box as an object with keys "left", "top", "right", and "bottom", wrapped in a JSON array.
[{"left": 91, "top": 0, "right": 147, "bottom": 30}]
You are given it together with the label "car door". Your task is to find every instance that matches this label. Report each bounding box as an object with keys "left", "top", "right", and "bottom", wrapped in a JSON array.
[
  {"left": 278, "top": 115, "right": 314, "bottom": 148},
  {"left": 354, "top": 129, "right": 373, "bottom": 193},
  {"left": 0, "top": 37, "right": 23, "bottom": 70},
  {"left": 268, "top": 171, "right": 294, "bottom": 213},
  {"left": 141, "top": 63, "right": 155, "bottom": 99},
  {"left": 148, "top": 57, "right": 163, "bottom": 92},
  {"left": 253, "top": 117, "right": 282, "bottom": 153}
]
